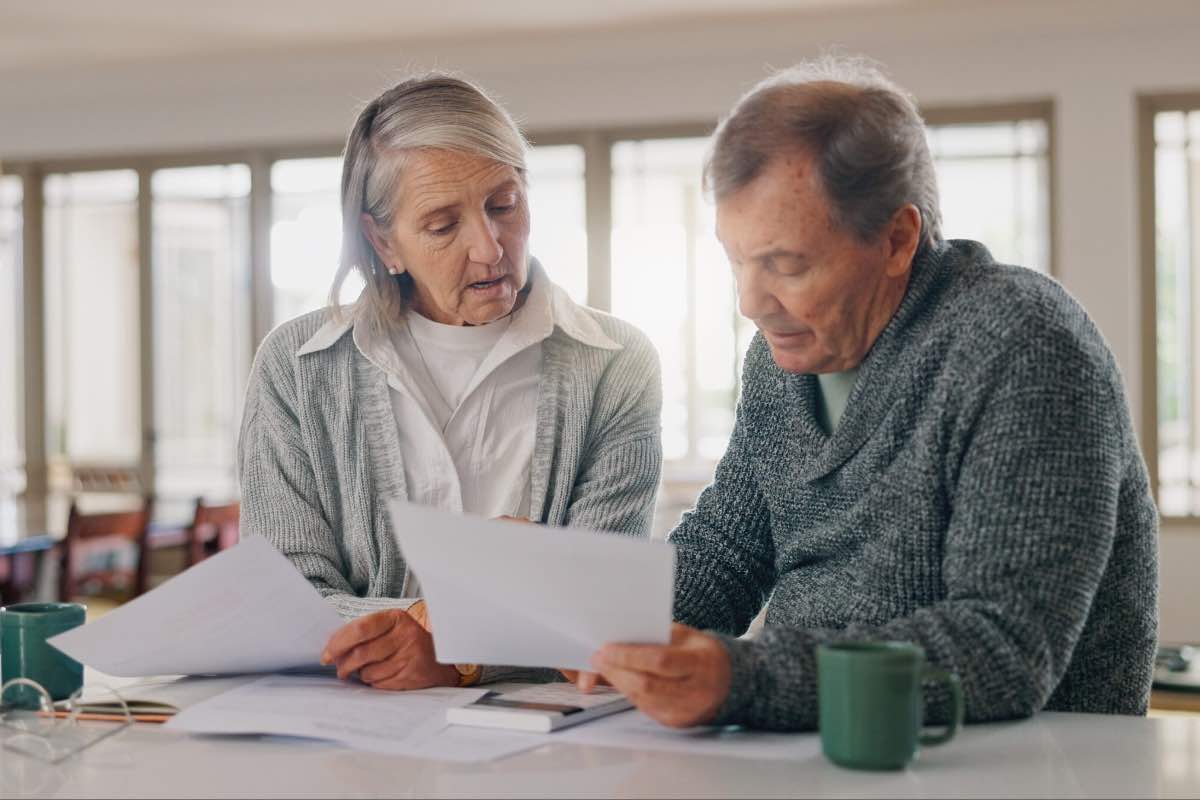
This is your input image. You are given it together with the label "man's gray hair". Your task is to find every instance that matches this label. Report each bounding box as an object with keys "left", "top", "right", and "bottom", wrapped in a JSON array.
[
  {"left": 705, "top": 55, "right": 942, "bottom": 256},
  {"left": 331, "top": 73, "right": 528, "bottom": 328}
]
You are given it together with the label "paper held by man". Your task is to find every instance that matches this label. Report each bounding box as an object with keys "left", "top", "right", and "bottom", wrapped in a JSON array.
[
  {"left": 48, "top": 506, "right": 675, "bottom": 678},
  {"left": 388, "top": 501, "right": 675, "bottom": 672}
]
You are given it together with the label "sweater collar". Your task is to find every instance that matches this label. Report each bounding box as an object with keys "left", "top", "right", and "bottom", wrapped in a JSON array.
[
  {"left": 296, "top": 258, "right": 619, "bottom": 357},
  {"left": 795, "top": 240, "right": 956, "bottom": 482}
]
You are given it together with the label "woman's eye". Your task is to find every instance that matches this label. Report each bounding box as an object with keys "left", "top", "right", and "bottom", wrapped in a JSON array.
[{"left": 428, "top": 221, "right": 457, "bottom": 236}]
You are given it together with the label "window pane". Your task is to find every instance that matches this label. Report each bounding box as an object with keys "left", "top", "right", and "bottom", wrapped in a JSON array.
[
  {"left": 44, "top": 170, "right": 141, "bottom": 486},
  {"left": 271, "top": 158, "right": 360, "bottom": 325},
  {"left": 928, "top": 119, "right": 1051, "bottom": 271},
  {"left": 526, "top": 145, "right": 587, "bottom": 304},
  {"left": 151, "top": 165, "right": 250, "bottom": 499},
  {"left": 1155, "top": 109, "right": 1200, "bottom": 516},
  {"left": 0, "top": 176, "right": 22, "bottom": 494},
  {"left": 612, "top": 137, "right": 747, "bottom": 470}
]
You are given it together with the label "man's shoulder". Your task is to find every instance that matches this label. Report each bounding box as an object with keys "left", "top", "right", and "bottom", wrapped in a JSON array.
[{"left": 938, "top": 241, "right": 1113, "bottom": 370}]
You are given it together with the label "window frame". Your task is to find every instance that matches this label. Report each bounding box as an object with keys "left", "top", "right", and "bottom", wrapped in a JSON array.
[
  {"left": 0, "top": 102, "right": 1056, "bottom": 503},
  {"left": 921, "top": 99, "right": 1057, "bottom": 277},
  {"left": 1138, "top": 91, "right": 1200, "bottom": 524}
]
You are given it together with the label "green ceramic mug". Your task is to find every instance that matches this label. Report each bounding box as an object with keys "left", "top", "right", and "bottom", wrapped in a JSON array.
[
  {"left": 1, "top": 602, "right": 87, "bottom": 708},
  {"left": 817, "top": 641, "right": 963, "bottom": 770}
]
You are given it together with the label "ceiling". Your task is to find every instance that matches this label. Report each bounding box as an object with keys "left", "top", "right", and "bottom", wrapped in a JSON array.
[{"left": 0, "top": 0, "right": 910, "bottom": 73}]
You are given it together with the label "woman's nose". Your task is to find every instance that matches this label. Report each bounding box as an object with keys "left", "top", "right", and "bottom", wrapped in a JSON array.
[{"left": 466, "top": 215, "right": 504, "bottom": 266}]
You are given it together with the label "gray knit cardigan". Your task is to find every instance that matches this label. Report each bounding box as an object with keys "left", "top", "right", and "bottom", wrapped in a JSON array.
[
  {"left": 672, "top": 240, "right": 1159, "bottom": 731},
  {"left": 238, "top": 282, "right": 662, "bottom": 680}
]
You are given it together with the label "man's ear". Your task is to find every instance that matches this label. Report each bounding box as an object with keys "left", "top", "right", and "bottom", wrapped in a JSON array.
[
  {"left": 883, "top": 204, "right": 921, "bottom": 278},
  {"left": 361, "top": 213, "right": 396, "bottom": 271}
]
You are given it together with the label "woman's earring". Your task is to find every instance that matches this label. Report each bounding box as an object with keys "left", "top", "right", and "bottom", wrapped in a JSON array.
[{"left": 390, "top": 264, "right": 406, "bottom": 276}]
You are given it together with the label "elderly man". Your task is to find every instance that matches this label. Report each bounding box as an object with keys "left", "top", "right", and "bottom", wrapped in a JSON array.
[{"left": 587, "top": 57, "right": 1158, "bottom": 731}]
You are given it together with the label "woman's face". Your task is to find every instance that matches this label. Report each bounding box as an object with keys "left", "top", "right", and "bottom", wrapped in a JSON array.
[{"left": 365, "top": 148, "right": 530, "bottom": 326}]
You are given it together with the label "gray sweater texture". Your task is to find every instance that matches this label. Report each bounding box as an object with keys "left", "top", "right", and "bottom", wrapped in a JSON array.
[
  {"left": 672, "top": 240, "right": 1159, "bottom": 731},
  {"left": 238, "top": 278, "right": 662, "bottom": 682}
]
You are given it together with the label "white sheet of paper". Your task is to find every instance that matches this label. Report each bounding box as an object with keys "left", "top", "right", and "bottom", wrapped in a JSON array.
[
  {"left": 49, "top": 536, "right": 344, "bottom": 677},
  {"left": 555, "top": 709, "right": 822, "bottom": 762},
  {"left": 388, "top": 501, "right": 675, "bottom": 672},
  {"left": 166, "top": 674, "right": 546, "bottom": 763}
]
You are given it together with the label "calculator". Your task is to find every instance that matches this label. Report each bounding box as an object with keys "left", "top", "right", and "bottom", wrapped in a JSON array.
[{"left": 446, "top": 683, "right": 633, "bottom": 732}]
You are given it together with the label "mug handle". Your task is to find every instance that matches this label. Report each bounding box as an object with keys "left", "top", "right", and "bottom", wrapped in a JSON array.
[{"left": 919, "top": 668, "right": 963, "bottom": 747}]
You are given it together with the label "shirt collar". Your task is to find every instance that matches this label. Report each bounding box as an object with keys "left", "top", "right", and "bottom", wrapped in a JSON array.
[{"left": 295, "top": 258, "right": 621, "bottom": 358}]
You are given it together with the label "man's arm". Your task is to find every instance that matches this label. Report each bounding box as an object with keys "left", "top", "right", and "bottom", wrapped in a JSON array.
[{"left": 669, "top": 342, "right": 777, "bottom": 636}]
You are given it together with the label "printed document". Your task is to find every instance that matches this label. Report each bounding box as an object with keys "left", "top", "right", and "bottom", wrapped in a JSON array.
[
  {"left": 388, "top": 501, "right": 675, "bottom": 672},
  {"left": 166, "top": 674, "right": 546, "bottom": 763},
  {"left": 49, "top": 536, "right": 343, "bottom": 676}
]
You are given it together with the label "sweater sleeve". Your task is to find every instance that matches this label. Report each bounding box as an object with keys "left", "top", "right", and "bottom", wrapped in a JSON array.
[
  {"left": 710, "top": 323, "right": 1130, "bottom": 731},
  {"left": 238, "top": 335, "right": 417, "bottom": 621},
  {"left": 563, "top": 332, "right": 664, "bottom": 537},
  {"left": 669, "top": 385, "right": 776, "bottom": 636}
]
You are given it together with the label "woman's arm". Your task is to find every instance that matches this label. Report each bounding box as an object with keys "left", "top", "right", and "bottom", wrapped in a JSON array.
[
  {"left": 237, "top": 333, "right": 416, "bottom": 620},
  {"left": 563, "top": 331, "right": 664, "bottom": 536}
]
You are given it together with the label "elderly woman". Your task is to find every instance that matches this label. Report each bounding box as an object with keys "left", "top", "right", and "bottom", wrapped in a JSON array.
[{"left": 238, "top": 74, "right": 662, "bottom": 690}]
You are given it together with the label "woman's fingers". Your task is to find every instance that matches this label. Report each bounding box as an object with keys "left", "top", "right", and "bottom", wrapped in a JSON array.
[
  {"left": 321, "top": 610, "right": 401, "bottom": 664},
  {"left": 332, "top": 613, "right": 423, "bottom": 678}
]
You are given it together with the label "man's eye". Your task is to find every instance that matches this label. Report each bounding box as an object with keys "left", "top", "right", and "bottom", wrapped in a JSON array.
[{"left": 488, "top": 203, "right": 516, "bottom": 215}]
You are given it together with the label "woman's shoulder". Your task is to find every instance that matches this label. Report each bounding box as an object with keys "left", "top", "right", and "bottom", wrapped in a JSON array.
[{"left": 255, "top": 308, "right": 348, "bottom": 367}]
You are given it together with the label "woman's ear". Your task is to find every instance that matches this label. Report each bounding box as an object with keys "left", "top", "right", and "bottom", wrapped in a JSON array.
[{"left": 361, "top": 213, "right": 401, "bottom": 274}]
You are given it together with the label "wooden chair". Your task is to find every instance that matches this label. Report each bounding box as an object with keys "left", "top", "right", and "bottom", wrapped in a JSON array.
[
  {"left": 59, "top": 497, "right": 154, "bottom": 602},
  {"left": 186, "top": 498, "right": 240, "bottom": 567}
]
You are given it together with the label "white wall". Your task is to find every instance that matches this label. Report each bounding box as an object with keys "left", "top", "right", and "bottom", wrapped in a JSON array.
[{"left": 3, "top": 0, "right": 1199, "bottom": 639}]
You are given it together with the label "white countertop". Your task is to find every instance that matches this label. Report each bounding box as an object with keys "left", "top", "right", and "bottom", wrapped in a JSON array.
[{"left": 3, "top": 693, "right": 1198, "bottom": 798}]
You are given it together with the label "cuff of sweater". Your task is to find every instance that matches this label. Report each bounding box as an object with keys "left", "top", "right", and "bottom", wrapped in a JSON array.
[{"left": 709, "top": 634, "right": 762, "bottom": 727}]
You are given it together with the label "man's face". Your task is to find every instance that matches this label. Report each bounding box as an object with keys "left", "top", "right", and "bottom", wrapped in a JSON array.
[{"left": 716, "top": 151, "right": 911, "bottom": 375}]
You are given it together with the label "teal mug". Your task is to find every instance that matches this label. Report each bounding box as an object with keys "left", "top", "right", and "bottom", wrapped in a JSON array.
[
  {"left": 1, "top": 602, "right": 87, "bottom": 708},
  {"left": 817, "top": 641, "right": 963, "bottom": 770}
]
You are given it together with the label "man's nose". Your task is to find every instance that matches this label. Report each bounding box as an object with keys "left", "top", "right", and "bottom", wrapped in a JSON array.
[{"left": 737, "top": 264, "right": 776, "bottom": 321}]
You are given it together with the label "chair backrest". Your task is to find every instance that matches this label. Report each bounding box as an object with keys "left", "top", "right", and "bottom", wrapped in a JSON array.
[
  {"left": 188, "top": 498, "right": 240, "bottom": 565},
  {"left": 64, "top": 498, "right": 154, "bottom": 543},
  {"left": 60, "top": 496, "right": 154, "bottom": 600}
]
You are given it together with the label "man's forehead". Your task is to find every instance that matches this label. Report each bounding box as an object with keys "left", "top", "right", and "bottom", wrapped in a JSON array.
[{"left": 716, "top": 156, "right": 829, "bottom": 250}]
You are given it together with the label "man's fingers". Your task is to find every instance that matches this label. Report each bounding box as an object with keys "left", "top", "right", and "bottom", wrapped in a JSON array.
[
  {"left": 593, "top": 643, "right": 692, "bottom": 677},
  {"left": 322, "top": 611, "right": 400, "bottom": 663}
]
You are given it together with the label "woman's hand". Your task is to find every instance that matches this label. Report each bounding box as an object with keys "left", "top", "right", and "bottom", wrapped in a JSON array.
[{"left": 321, "top": 608, "right": 459, "bottom": 690}]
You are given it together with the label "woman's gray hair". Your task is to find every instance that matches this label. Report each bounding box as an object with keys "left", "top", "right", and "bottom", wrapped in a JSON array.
[
  {"left": 331, "top": 72, "right": 528, "bottom": 327},
  {"left": 705, "top": 55, "right": 942, "bottom": 257}
]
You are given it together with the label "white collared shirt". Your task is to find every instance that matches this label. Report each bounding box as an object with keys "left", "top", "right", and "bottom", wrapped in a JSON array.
[{"left": 294, "top": 265, "right": 621, "bottom": 525}]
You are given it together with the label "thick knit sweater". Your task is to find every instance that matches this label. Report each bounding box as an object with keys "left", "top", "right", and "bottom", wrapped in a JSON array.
[{"left": 672, "top": 240, "right": 1159, "bottom": 731}]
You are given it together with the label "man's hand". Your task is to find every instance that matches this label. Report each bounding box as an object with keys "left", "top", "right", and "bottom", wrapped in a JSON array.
[
  {"left": 559, "top": 669, "right": 609, "bottom": 692},
  {"left": 321, "top": 609, "right": 459, "bottom": 690},
  {"left": 590, "top": 623, "right": 732, "bottom": 728}
]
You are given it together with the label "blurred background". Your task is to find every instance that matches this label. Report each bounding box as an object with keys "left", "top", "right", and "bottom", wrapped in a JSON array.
[{"left": 0, "top": 0, "right": 1197, "bottom": 652}]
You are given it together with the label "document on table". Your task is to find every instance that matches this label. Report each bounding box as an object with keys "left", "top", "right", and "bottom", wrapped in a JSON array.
[
  {"left": 166, "top": 674, "right": 546, "bottom": 763},
  {"left": 49, "top": 536, "right": 344, "bottom": 677},
  {"left": 555, "top": 709, "right": 822, "bottom": 762},
  {"left": 388, "top": 501, "right": 675, "bottom": 672}
]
